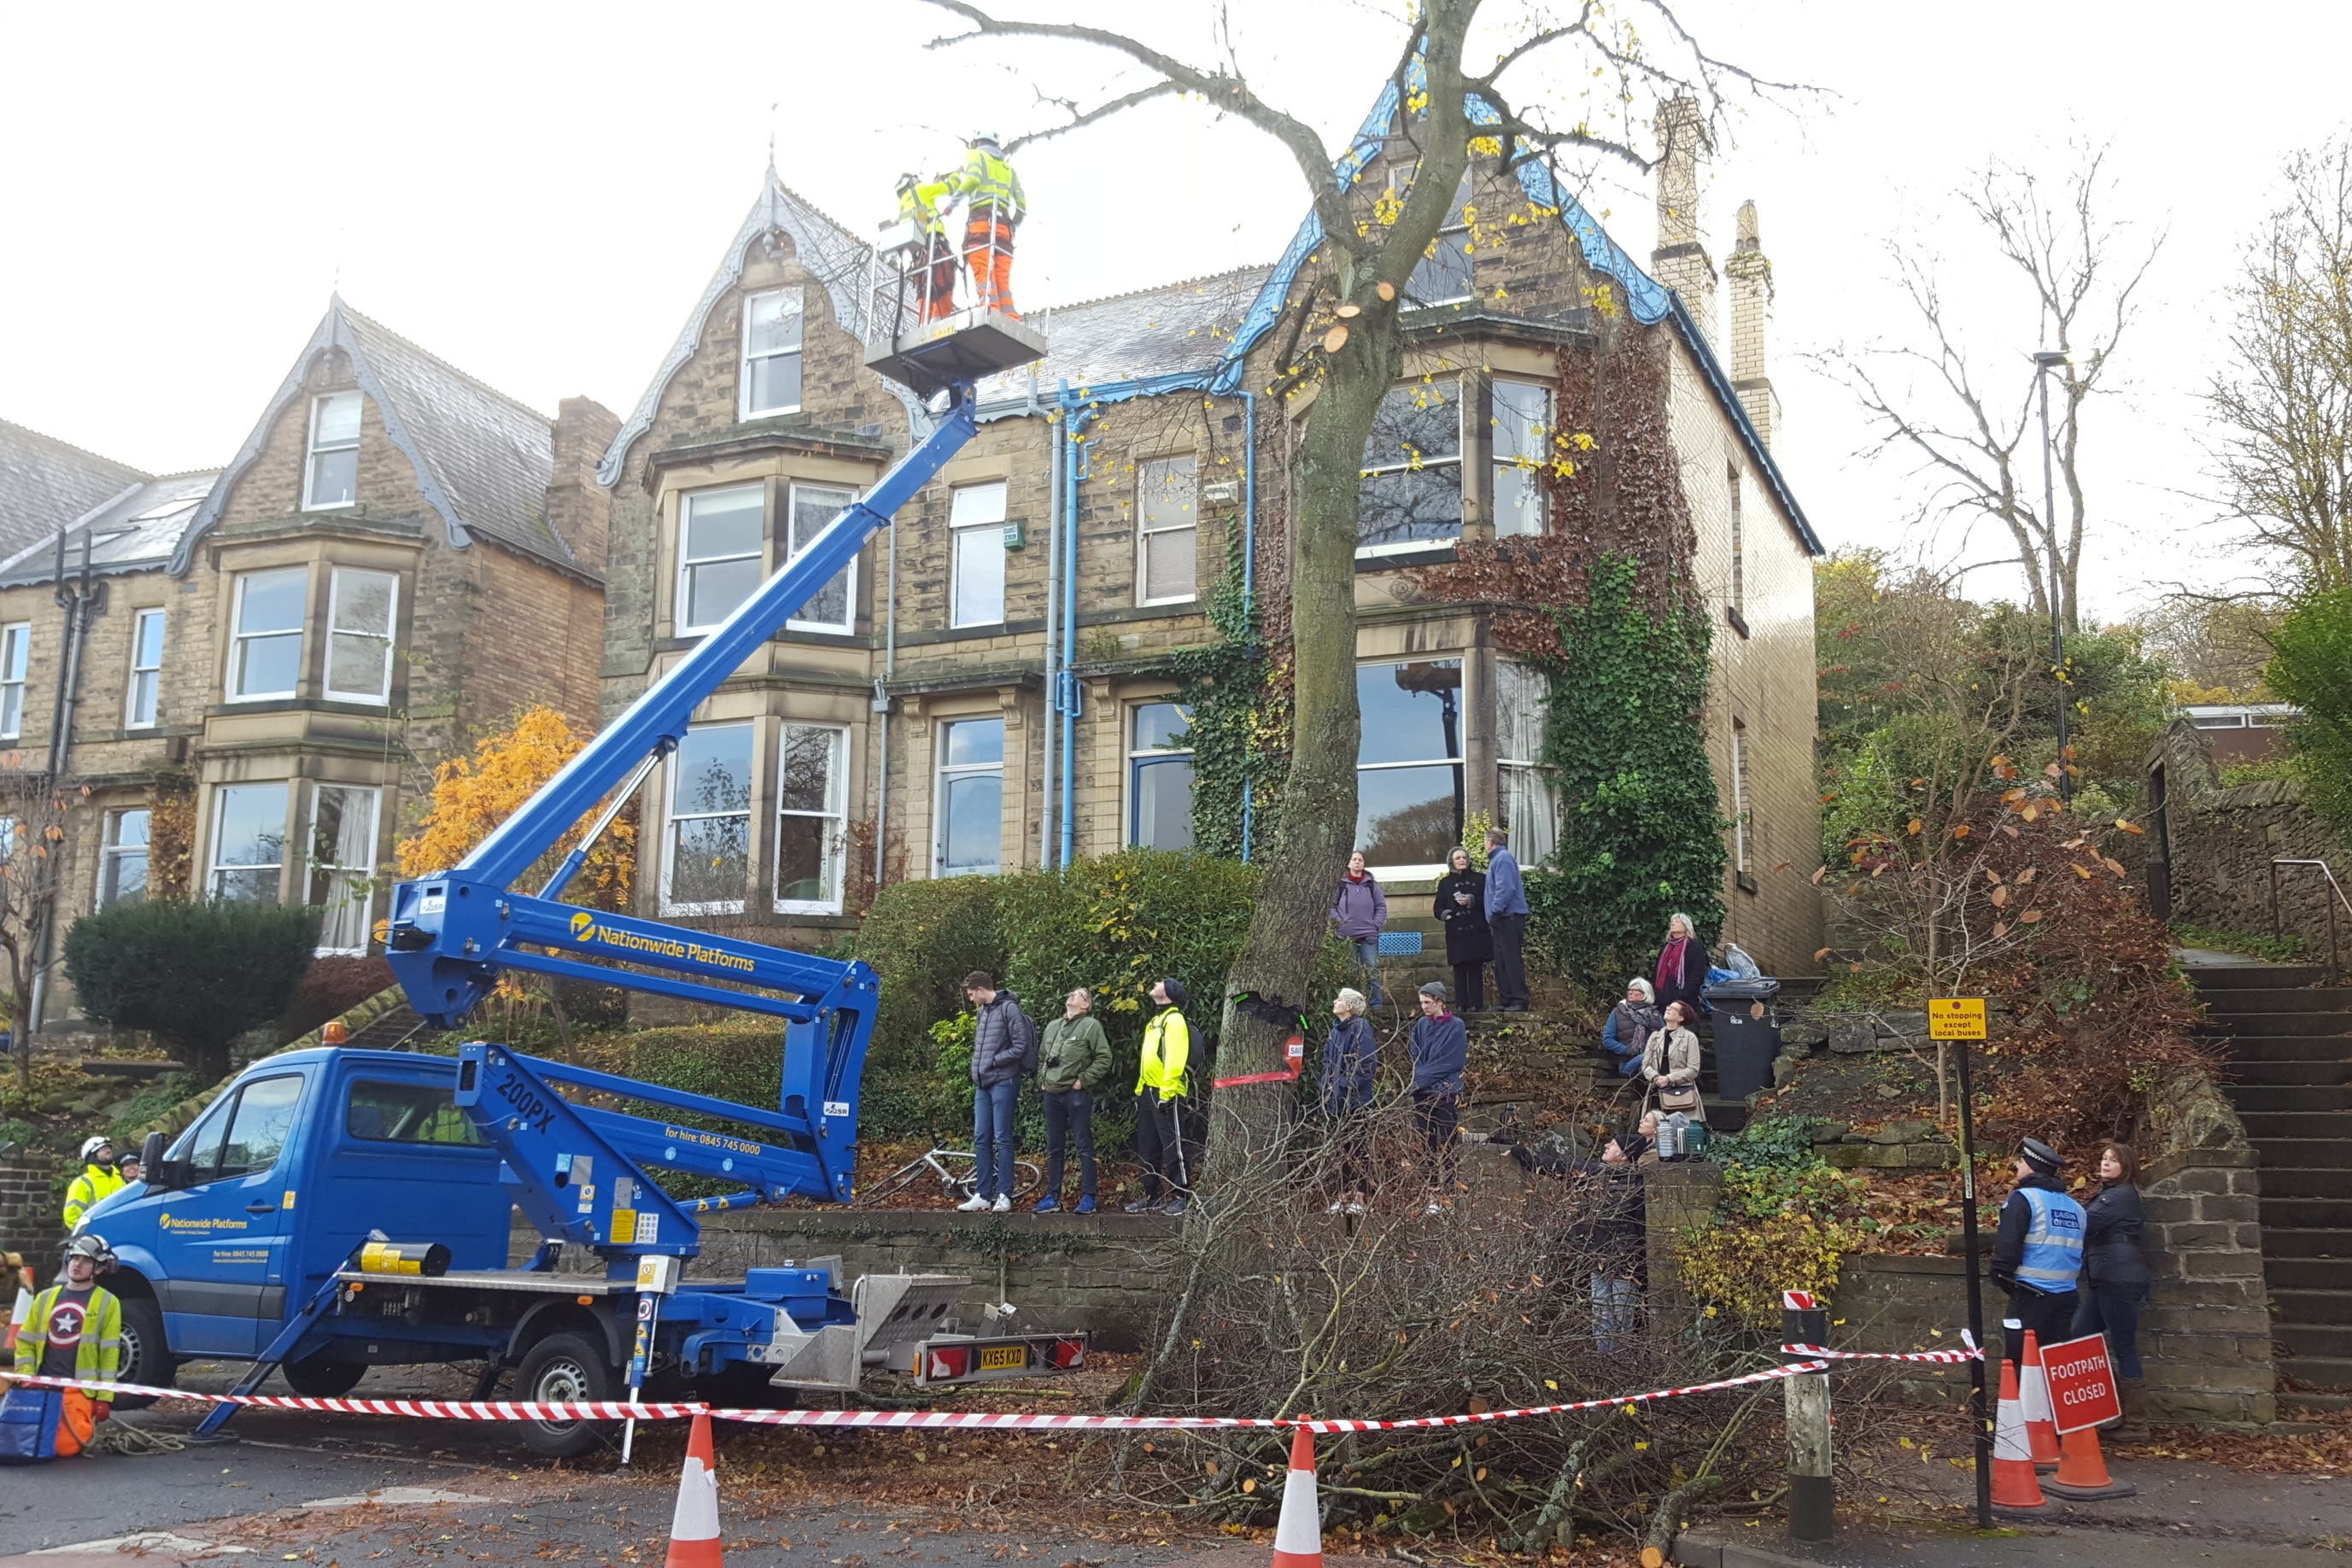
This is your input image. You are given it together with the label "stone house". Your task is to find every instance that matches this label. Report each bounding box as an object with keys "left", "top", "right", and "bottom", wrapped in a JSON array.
[
  {"left": 0, "top": 300, "right": 616, "bottom": 1033},
  {"left": 596, "top": 102, "right": 1825, "bottom": 972}
]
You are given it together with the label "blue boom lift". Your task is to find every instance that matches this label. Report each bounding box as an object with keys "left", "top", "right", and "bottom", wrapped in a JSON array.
[{"left": 86, "top": 313, "right": 1060, "bottom": 1456}]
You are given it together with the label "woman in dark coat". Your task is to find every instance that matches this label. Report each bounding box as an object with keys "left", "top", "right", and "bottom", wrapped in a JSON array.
[
  {"left": 2071, "top": 1141, "right": 2151, "bottom": 1440},
  {"left": 1652, "top": 911, "right": 1710, "bottom": 1016},
  {"left": 1434, "top": 847, "right": 1492, "bottom": 1011}
]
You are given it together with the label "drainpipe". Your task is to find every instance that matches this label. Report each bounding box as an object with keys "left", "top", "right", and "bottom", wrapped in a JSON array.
[
  {"left": 1237, "top": 388, "right": 1258, "bottom": 863},
  {"left": 1056, "top": 383, "right": 1098, "bottom": 869},
  {"left": 28, "top": 529, "right": 100, "bottom": 1039},
  {"left": 1040, "top": 399, "right": 1062, "bottom": 868},
  {"left": 872, "top": 513, "right": 898, "bottom": 889}
]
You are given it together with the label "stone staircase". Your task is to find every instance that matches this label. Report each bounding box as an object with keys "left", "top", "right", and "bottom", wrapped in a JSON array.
[
  {"left": 2191, "top": 958, "right": 2352, "bottom": 1394},
  {"left": 345, "top": 1002, "right": 427, "bottom": 1051}
]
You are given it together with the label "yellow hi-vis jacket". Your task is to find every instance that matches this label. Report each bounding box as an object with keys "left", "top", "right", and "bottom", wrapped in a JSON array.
[
  {"left": 61, "top": 1164, "right": 125, "bottom": 1230},
  {"left": 14, "top": 1282, "right": 123, "bottom": 1401},
  {"left": 1135, "top": 1007, "right": 1190, "bottom": 1100},
  {"left": 898, "top": 178, "right": 951, "bottom": 237},
  {"left": 946, "top": 147, "right": 1027, "bottom": 225}
]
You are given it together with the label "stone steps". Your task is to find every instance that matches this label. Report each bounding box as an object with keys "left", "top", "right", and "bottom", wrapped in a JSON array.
[
  {"left": 2277, "top": 1322, "right": 2352, "bottom": 1361},
  {"left": 2240, "top": 1111, "right": 2352, "bottom": 1139},
  {"left": 2242, "top": 1138, "right": 2352, "bottom": 1168},
  {"left": 2272, "top": 1286, "right": 2352, "bottom": 1324},
  {"left": 2194, "top": 1012, "right": 2352, "bottom": 1037},
  {"left": 2264, "top": 1196, "right": 2352, "bottom": 1229},
  {"left": 2185, "top": 962, "right": 2330, "bottom": 991},
  {"left": 2267, "top": 1254, "right": 2352, "bottom": 1290},
  {"left": 2255, "top": 1167, "right": 2352, "bottom": 1199},
  {"left": 2225, "top": 1059, "right": 2350, "bottom": 1086},
  {"left": 2203, "top": 986, "right": 2352, "bottom": 1013},
  {"left": 2228, "top": 1084, "right": 2352, "bottom": 1112},
  {"left": 2262, "top": 1226, "right": 2352, "bottom": 1258}
]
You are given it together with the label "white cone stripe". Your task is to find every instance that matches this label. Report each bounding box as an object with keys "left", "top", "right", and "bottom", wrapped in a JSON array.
[
  {"left": 1272, "top": 1465, "right": 1320, "bottom": 1556},
  {"left": 1994, "top": 1395, "right": 2033, "bottom": 1463},
  {"left": 670, "top": 1456, "right": 721, "bottom": 1542},
  {"left": 2022, "top": 1364, "right": 2054, "bottom": 1425}
]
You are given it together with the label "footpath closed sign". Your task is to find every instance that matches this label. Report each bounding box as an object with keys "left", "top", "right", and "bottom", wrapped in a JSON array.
[
  {"left": 2041, "top": 1332, "right": 2123, "bottom": 1433},
  {"left": 1928, "top": 998, "right": 1987, "bottom": 1040}
]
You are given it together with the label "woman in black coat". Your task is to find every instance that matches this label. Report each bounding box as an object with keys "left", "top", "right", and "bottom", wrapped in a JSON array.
[
  {"left": 1651, "top": 911, "right": 1710, "bottom": 1016},
  {"left": 1435, "top": 847, "right": 1492, "bottom": 1011},
  {"left": 2071, "top": 1141, "right": 2151, "bottom": 1439}
]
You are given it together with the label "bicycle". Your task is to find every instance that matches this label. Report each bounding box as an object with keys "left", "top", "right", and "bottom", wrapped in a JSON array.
[{"left": 859, "top": 1145, "right": 1043, "bottom": 1207}]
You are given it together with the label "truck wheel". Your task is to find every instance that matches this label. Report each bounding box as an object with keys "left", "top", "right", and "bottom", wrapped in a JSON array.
[
  {"left": 282, "top": 1354, "right": 367, "bottom": 1399},
  {"left": 111, "top": 1295, "right": 173, "bottom": 1412},
  {"left": 513, "top": 1331, "right": 617, "bottom": 1460}
]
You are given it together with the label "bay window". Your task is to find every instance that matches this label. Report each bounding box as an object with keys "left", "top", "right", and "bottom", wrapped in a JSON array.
[
  {"left": 229, "top": 568, "right": 306, "bottom": 700},
  {"left": 309, "top": 785, "right": 382, "bottom": 954},
  {"left": 664, "top": 723, "right": 754, "bottom": 912},
  {"left": 1358, "top": 380, "right": 1462, "bottom": 553},
  {"left": 1493, "top": 379, "right": 1551, "bottom": 537},
  {"left": 1355, "top": 658, "right": 1464, "bottom": 874},
  {"left": 678, "top": 485, "right": 764, "bottom": 635},
  {"left": 209, "top": 783, "right": 290, "bottom": 902},
  {"left": 784, "top": 483, "right": 857, "bottom": 633},
  {"left": 1495, "top": 660, "right": 1559, "bottom": 869},
  {"left": 774, "top": 723, "right": 847, "bottom": 913},
  {"left": 325, "top": 568, "right": 397, "bottom": 704}
]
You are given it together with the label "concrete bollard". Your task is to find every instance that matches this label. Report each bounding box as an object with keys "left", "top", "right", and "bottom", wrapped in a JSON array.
[{"left": 1782, "top": 1290, "right": 1834, "bottom": 1543}]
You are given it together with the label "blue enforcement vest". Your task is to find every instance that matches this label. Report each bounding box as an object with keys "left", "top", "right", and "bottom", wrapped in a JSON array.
[{"left": 2014, "top": 1185, "right": 2086, "bottom": 1294}]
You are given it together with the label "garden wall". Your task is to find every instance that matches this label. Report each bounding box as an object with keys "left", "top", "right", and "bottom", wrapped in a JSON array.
[
  {"left": 2152, "top": 718, "right": 2349, "bottom": 951},
  {"left": 0, "top": 1156, "right": 64, "bottom": 1265}
]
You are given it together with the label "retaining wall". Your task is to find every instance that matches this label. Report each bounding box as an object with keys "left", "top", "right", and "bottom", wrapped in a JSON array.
[{"left": 0, "top": 1156, "right": 64, "bottom": 1266}]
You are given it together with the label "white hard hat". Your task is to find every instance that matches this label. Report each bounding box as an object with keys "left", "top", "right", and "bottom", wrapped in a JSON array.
[
  {"left": 63, "top": 1232, "right": 115, "bottom": 1269},
  {"left": 972, "top": 131, "right": 1002, "bottom": 149},
  {"left": 79, "top": 1135, "right": 114, "bottom": 1161}
]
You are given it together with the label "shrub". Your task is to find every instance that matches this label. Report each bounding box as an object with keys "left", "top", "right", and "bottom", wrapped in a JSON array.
[
  {"left": 2268, "top": 588, "right": 2352, "bottom": 835},
  {"left": 65, "top": 901, "right": 322, "bottom": 1080},
  {"left": 852, "top": 875, "right": 1004, "bottom": 1134},
  {"left": 277, "top": 955, "right": 395, "bottom": 1042}
]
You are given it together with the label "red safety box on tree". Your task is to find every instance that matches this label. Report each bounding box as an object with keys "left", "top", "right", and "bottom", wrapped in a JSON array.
[{"left": 2039, "top": 1333, "right": 2122, "bottom": 1434}]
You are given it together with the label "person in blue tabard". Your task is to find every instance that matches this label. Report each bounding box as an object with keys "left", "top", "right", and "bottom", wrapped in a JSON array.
[{"left": 1989, "top": 1136, "right": 2086, "bottom": 1351}]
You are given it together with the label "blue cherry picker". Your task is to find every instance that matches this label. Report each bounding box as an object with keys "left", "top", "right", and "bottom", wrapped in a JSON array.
[{"left": 82, "top": 310, "right": 1069, "bottom": 1457}]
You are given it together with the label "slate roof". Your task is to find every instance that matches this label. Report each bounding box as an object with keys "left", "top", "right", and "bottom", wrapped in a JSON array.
[
  {"left": 0, "top": 470, "right": 220, "bottom": 588},
  {"left": 0, "top": 418, "right": 150, "bottom": 562},
  {"left": 972, "top": 266, "right": 1273, "bottom": 410},
  {"left": 178, "top": 297, "right": 580, "bottom": 577}
]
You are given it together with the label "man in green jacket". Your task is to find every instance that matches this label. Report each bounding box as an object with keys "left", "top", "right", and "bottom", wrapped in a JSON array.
[{"left": 1035, "top": 987, "right": 1113, "bottom": 1214}]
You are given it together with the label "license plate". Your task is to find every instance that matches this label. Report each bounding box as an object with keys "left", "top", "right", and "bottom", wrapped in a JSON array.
[{"left": 979, "top": 1344, "right": 1028, "bottom": 1372}]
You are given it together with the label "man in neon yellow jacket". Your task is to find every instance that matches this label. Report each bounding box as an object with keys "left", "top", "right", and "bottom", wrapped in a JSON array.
[
  {"left": 894, "top": 172, "right": 957, "bottom": 324},
  {"left": 1126, "top": 977, "right": 1191, "bottom": 1216},
  {"left": 12, "top": 1234, "right": 121, "bottom": 1456},
  {"left": 61, "top": 1138, "right": 125, "bottom": 1232},
  {"left": 943, "top": 132, "right": 1026, "bottom": 318}
]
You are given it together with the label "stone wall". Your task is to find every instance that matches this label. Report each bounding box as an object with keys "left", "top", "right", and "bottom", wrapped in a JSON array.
[
  {"left": 0, "top": 1156, "right": 63, "bottom": 1265},
  {"left": 2152, "top": 717, "right": 2349, "bottom": 950}
]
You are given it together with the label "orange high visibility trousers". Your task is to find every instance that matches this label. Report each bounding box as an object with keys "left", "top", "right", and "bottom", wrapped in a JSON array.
[
  {"left": 963, "top": 212, "right": 1018, "bottom": 318},
  {"left": 916, "top": 234, "right": 959, "bottom": 324}
]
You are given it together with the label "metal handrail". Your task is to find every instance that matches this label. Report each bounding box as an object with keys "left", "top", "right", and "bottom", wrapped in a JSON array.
[{"left": 2269, "top": 857, "right": 2352, "bottom": 981}]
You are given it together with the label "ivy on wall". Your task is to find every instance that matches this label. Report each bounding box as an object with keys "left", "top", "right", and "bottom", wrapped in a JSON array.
[
  {"left": 1171, "top": 534, "right": 1290, "bottom": 860},
  {"left": 1413, "top": 321, "right": 1728, "bottom": 980}
]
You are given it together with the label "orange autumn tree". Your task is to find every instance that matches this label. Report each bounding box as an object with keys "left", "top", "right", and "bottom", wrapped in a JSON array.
[{"left": 398, "top": 705, "right": 635, "bottom": 911}]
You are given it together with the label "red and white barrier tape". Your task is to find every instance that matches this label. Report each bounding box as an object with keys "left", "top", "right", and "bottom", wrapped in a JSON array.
[
  {"left": 3, "top": 1360, "right": 1828, "bottom": 1433},
  {"left": 1779, "top": 1342, "right": 1982, "bottom": 1366}
]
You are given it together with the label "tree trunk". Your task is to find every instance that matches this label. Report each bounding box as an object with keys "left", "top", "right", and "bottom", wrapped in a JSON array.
[{"left": 1204, "top": 331, "right": 1401, "bottom": 1181}]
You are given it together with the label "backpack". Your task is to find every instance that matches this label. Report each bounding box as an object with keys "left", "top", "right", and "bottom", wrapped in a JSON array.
[{"left": 1011, "top": 1003, "right": 1041, "bottom": 1077}]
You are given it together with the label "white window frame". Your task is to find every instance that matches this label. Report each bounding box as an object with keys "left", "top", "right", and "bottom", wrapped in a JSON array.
[
  {"left": 1126, "top": 700, "right": 1196, "bottom": 851},
  {"left": 125, "top": 607, "right": 164, "bottom": 728},
  {"left": 308, "top": 785, "right": 382, "bottom": 954},
  {"left": 97, "top": 806, "right": 150, "bottom": 910},
  {"left": 1135, "top": 455, "right": 1199, "bottom": 606},
  {"left": 1491, "top": 378, "right": 1551, "bottom": 539},
  {"left": 323, "top": 568, "right": 398, "bottom": 705},
  {"left": 676, "top": 484, "right": 767, "bottom": 636},
  {"left": 228, "top": 567, "right": 307, "bottom": 703},
  {"left": 772, "top": 722, "right": 848, "bottom": 915},
  {"left": 740, "top": 288, "right": 805, "bottom": 419},
  {"left": 0, "top": 622, "right": 27, "bottom": 740},
  {"left": 784, "top": 482, "right": 858, "bottom": 635},
  {"left": 948, "top": 482, "right": 1009, "bottom": 629},
  {"left": 661, "top": 721, "right": 756, "bottom": 916},
  {"left": 1357, "top": 379, "right": 1465, "bottom": 559},
  {"left": 933, "top": 716, "right": 1006, "bottom": 878},
  {"left": 1407, "top": 170, "right": 1477, "bottom": 307},
  {"left": 208, "top": 782, "right": 290, "bottom": 903},
  {"left": 302, "top": 391, "right": 362, "bottom": 511},
  {"left": 1354, "top": 657, "right": 1466, "bottom": 880}
]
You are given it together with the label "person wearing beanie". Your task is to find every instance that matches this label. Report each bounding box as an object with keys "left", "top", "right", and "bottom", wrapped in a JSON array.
[
  {"left": 1126, "top": 978, "right": 1192, "bottom": 1216},
  {"left": 1990, "top": 1135, "right": 2086, "bottom": 1351},
  {"left": 1408, "top": 982, "right": 1468, "bottom": 1214}
]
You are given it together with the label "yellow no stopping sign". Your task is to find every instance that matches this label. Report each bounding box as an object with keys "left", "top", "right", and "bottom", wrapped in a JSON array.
[{"left": 1928, "top": 998, "right": 1986, "bottom": 1040}]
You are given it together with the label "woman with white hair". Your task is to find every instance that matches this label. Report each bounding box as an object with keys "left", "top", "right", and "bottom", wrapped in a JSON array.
[
  {"left": 1652, "top": 912, "right": 1711, "bottom": 1017},
  {"left": 1321, "top": 988, "right": 1379, "bottom": 1214},
  {"left": 1600, "top": 978, "right": 1661, "bottom": 1079}
]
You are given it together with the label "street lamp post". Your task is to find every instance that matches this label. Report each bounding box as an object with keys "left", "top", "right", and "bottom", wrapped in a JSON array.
[{"left": 2033, "top": 349, "right": 2072, "bottom": 804}]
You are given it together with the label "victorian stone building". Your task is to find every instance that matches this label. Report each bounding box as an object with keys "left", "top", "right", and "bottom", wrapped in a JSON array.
[
  {"left": 0, "top": 302, "right": 615, "bottom": 1030},
  {"left": 599, "top": 97, "right": 1826, "bottom": 970}
]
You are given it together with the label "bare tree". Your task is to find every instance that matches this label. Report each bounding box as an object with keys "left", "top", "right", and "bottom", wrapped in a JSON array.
[
  {"left": 0, "top": 764, "right": 80, "bottom": 1086},
  {"left": 2131, "top": 594, "right": 2279, "bottom": 700},
  {"left": 2207, "top": 137, "right": 2352, "bottom": 593},
  {"left": 1819, "top": 146, "right": 2161, "bottom": 633},
  {"left": 919, "top": 0, "right": 1787, "bottom": 1182}
]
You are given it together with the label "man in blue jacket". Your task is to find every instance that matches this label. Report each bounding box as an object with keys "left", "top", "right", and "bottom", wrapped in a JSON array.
[{"left": 1483, "top": 828, "right": 1530, "bottom": 1011}]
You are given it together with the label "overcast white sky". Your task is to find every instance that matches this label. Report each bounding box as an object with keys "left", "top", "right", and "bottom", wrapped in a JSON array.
[{"left": 4, "top": 0, "right": 2346, "bottom": 621}]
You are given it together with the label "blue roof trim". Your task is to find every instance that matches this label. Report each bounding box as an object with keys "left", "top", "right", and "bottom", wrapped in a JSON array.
[
  {"left": 1207, "top": 83, "right": 1820, "bottom": 556},
  {"left": 173, "top": 298, "right": 477, "bottom": 576}
]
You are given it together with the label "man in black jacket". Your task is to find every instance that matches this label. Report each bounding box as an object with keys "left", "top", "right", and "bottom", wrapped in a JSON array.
[
  {"left": 1988, "top": 1136, "right": 2086, "bottom": 1352},
  {"left": 958, "top": 972, "right": 1034, "bottom": 1214}
]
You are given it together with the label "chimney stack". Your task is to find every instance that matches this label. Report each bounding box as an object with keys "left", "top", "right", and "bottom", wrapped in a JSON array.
[
  {"left": 1725, "top": 199, "right": 1778, "bottom": 449},
  {"left": 547, "top": 396, "right": 622, "bottom": 576},
  {"left": 1651, "top": 96, "right": 1717, "bottom": 347}
]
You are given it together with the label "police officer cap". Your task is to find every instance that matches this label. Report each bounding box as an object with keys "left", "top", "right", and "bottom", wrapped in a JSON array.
[{"left": 2019, "top": 1137, "right": 2062, "bottom": 1174}]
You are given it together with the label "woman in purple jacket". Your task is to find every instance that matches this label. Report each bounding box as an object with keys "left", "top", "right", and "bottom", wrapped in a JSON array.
[{"left": 1331, "top": 850, "right": 1389, "bottom": 1008}]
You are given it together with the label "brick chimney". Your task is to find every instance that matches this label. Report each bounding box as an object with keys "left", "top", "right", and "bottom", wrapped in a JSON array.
[
  {"left": 547, "top": 396, "right": 622, "bottom": 576},
  {"left": 1725, "top": 199, "right": 1779, "bottom": 449},
  {"left": 1651, "top": 96, "right": 1717, "bottom": 348}
]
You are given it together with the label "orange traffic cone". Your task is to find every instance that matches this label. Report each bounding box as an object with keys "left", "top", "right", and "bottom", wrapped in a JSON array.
[
  {"left": 2046, "top": 1421, "right": 2136, "bottom": 1500},
  {"left": 1990, "top": 1354, "right": 2046, "bottom": 1513},
  {"left": 1270, "top": 1424, "right": 1322, "bottom": 1568},
  {"left": 2020, "top": 1331, "right": 2062, "bottom": 1470},
  {"left": 663, "top": 1412, "right": 723, "bottom": 1568}
]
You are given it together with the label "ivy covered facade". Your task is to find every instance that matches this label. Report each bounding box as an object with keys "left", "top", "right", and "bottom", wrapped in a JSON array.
[{"left": 596, "top": 103, "right": 1826, "bottom": 975}]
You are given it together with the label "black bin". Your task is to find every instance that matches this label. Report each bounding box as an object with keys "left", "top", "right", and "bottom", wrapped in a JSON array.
[{"left": 1702, "top": 977, "right": 1783, "bottom": 1101}]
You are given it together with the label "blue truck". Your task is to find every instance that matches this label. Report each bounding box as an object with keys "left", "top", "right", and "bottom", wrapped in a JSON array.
[{"left": 79, "top": 313, "right": 1065, "bottom": 1457}]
